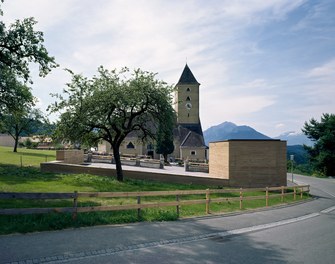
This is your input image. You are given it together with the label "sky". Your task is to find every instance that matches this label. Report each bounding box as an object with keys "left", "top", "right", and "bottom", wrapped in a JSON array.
[{"left": 2, "top": 0, "right": 335, "bottom": 137}]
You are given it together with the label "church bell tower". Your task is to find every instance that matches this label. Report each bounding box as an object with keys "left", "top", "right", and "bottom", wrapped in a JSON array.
[{"left": 175, "top": 64, "right": 200, "bottom": 125}]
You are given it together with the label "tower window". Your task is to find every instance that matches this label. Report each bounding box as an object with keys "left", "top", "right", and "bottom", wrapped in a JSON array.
[
  {"left": 186, "top": 96, "right": 191, "bottom": 101},
  {"left": 186, "top": 88, "right": 191, "bottom": 92},
  {"left": 127, "top": 142, "right": 135, "bottom": 149},
  {"left": 190, "top": 150, "right": 196, "bottom": 155}
]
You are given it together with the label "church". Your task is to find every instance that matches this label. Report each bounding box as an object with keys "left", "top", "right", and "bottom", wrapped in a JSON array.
[{"left": 98, "top": 64, "right": 207, "bottom": 161}]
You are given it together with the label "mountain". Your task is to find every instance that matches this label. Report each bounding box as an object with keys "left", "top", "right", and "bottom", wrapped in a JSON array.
[
  {"left": 274, "top": 131, "right": 313, "bottom": 146},
  {"left": 203, "top": 122, "right": 271, "bottom": 145}
]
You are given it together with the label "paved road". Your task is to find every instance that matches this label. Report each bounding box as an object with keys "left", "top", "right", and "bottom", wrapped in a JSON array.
[{"left": 0, "top": 174, "right": 334, "bottom": 264}]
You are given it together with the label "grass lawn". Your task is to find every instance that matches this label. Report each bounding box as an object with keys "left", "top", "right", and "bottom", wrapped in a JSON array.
[
  {"left": 0, "top": 146, "right": 309, "bottom": 234},
  {"left": 0, "top": 146, "right": 56, "bottom": 167}
]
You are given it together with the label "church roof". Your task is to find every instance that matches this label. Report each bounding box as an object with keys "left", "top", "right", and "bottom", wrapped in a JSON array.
[
  {"left": 173, "top": 124, "right": 206, "bottom": 148},
  {"left": 177, "top": 64, "right": 200, "bottom": 85}
]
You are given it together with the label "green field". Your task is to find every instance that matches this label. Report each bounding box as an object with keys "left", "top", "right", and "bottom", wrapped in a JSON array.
[
  {"left": 0, "top": 146, "right": 308, "bottom": 234},
  {"left": 0, "top": 146, "right": 56, "bottom": 167}
]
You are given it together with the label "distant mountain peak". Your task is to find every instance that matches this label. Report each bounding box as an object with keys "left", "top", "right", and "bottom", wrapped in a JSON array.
[
  {"left": 274, "top": 131, "right": 313, "bottom": 146},
  {"left": 204, "top": 121, "right": 270, "bottom": 145}
]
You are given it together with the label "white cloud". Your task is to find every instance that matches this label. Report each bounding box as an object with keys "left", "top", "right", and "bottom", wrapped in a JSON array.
[
  {"left": 307, "top": 59, "right": 335, "bottom": 78},
  {"left": 275, "top": 123, "right": 285, "bottom": 129},
  {"left": 2, "top": 0, "right": 79, "bottom": 30},
  {"left": 200, "top": 91, "right": 276, "bottom": 130},
  {"left": 3, "top": 0, "right": 333, "bottom": 138}
]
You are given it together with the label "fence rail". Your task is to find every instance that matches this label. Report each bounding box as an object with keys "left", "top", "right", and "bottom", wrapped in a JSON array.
[{"left": 0, "top": 185, "right": 310, "bottom": 219}]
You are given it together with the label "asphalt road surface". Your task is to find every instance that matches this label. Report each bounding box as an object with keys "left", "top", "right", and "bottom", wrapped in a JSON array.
[{"left": 0, "top": 174, "right": 334, "bottom": 264}]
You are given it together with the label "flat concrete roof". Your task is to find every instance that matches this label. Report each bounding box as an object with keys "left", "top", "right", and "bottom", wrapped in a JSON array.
[{"left": 209, "top": 139, "right": 284, "bottom": 143}]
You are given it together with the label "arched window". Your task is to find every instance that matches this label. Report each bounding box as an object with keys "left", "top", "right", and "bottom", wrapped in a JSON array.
[
  {"left": 186, "top": 87, "right": 191, "bottom": 92},
  {"left": 186, "top": 96, "right": 191, "bottom": 101},
  {"left": 127, "top": 142, "right": 135, "bottom": 149}
]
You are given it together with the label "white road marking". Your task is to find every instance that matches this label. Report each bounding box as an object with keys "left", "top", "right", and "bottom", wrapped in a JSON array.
[{"left": 321, "top": 206, "right": 335, "bottom": 214}]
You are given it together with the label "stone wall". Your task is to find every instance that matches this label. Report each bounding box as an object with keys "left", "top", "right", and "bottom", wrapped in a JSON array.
[{"left": 209, "top": 140, "right": 287, "bottom": 187}]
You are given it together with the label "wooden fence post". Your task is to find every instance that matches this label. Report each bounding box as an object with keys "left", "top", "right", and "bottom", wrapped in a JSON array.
[
  {"left": 307, "top": 185, "right": 310, "bottom": 197},
  {"left": 266, "top": 187, "right": 269, "bottom": 207},
  {"left": 176, "top": 195, "right": 180, "bottom": 218},
  {"left": 239, "top": 188, "right": 243, "bottom": 210},
  {"left": 72, "top": 191, "right": 78, "bottom": 220},
  {"left": 293, "top": 187, "right": 296, "bottom": 201},
  {"left": 137, "top": 196, "right": 141, "bottom": 219},
  {"left": 205, "top": 189, "right": 210, "bottom": 214},
  {"left": 281, "top": 186, "right": 284, "bottom": 202}
]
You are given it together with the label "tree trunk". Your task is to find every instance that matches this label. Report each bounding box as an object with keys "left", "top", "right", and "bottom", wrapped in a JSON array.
[
  {"left": 13, "top": 135, "right": 19, "bottom": 153},
  {"left": 112, "top": 145, "right": 123, "bottom": 181}
]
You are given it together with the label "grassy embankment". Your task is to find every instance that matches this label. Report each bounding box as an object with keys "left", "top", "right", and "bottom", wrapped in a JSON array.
[{"left": 0, "top": 146, "right": 308, "bottom": 234}]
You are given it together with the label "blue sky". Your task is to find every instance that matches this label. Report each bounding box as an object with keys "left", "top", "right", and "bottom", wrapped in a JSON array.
[{"left": 2, "top": 0, "right": 335, "bottom": 137}]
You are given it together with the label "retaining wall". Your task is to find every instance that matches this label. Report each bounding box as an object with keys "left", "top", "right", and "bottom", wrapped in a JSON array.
[{"left": 40, "top": 162, "right": 230, "bottom": 187}]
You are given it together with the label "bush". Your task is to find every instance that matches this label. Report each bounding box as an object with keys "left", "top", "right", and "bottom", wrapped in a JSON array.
[{"left": 24, "top": 138, "right": 33, "bottom": 148}]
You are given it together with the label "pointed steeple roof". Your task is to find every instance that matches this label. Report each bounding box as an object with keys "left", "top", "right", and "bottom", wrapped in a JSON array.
[{"left": 177, "top": 64, "right": 200, "bottom": 85}]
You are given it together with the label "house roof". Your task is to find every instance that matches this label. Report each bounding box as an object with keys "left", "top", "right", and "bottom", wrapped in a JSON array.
[{"left": 177, "top": 64, "right": 200, "bottom": 85}]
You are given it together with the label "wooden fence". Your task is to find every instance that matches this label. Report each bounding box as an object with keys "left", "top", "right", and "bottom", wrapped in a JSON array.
[{"left": 0, "top": 185, "right": 310, "bottom": 219}]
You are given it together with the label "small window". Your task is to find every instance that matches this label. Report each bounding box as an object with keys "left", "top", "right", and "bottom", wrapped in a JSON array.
[
  {"left": 186, "top": 96, "right": 191, "bottom": 101},
  {"left": 147, "top": 143, "right": 153, "bottom": 150},
  {"left": 127, "top": 142, "right": 135, "bottom": 149},
  {"left": 186, "top": 87, "right": 191, "bottom": 92},
  {"left": 190, "top": 150, "right": 196, "bottom": 155}
]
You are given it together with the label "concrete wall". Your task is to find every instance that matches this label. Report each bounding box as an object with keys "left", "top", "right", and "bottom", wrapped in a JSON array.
[
  {"left": 41, "top": 162, "right": 229, "bottom": 187},
  {"left": 56, "top": 150, "right": 84, "bottom": 164},
  {"left": 0, "top": 134, "right": 14, "bottom": 147},
  {"left": 209, "top": 140, "right": 287, "bottom": 187}
]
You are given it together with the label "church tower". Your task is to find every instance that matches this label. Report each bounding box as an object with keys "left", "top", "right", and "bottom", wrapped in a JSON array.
[
  {"left": 175, "top": 64, "right": 200, "bottom": 125},
  {"left": 172, "top": 64, "right": 207, "bottom": 161}
]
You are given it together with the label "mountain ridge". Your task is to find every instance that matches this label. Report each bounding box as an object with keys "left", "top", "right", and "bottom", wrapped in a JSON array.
[{"left": 203, "top": 122, "right": 313, "bottom": 146}]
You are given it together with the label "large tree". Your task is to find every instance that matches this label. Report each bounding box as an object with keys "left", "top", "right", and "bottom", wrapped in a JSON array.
[
  {"left": 0, "top": 0, "right": 58, "bottom": 113},
  {"left": 0, "top": 82, "right": 44, "bottom": 152},
  {"left": 302, "top": 113, "right": 335, "bottom": 176},
  {"left": 49, "top": 67, "right": 175, "bottom": 181}
]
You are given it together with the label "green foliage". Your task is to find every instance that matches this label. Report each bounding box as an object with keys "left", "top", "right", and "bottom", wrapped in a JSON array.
[
  {"left": 0, "top": 1, "right": 57, "bottom": 120},
  {"left": 0, "top": 83, "right": 44, "bottom": 152},
  {"left": 0, "top": 5, "right": 58, "bottom": 81},
  {"left": 302, "top": 113, "right": 335, "bottom": 176},
  {"left": 155, "top": 113, "right": 175, "bottom": 161},
  {"left": 49, "top": 67, "right": 175, "bottom": 181}
]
